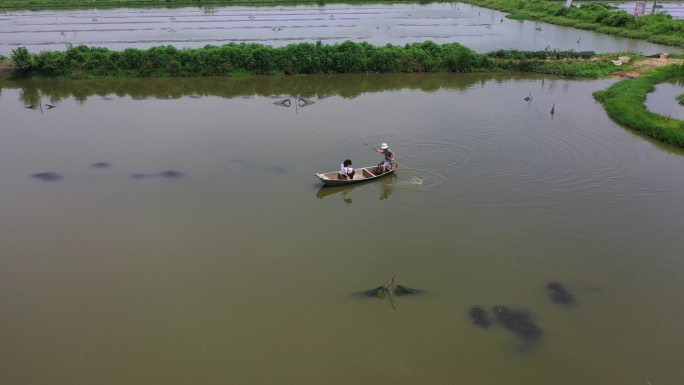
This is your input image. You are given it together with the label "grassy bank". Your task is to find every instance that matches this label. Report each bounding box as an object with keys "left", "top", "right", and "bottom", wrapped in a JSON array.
[
  {"left": 6, "top": 42, "right": 629, "bottom": 79},
  {"left": 462, "top": 0, "right": 684, "bottom": 49},
  {"left": 594, "top": 64, "right": 684, "bottom": 148}
]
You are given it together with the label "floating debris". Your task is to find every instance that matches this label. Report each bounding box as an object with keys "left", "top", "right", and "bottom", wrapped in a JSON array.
[
  {"left": 25, "top": 105, "right": 36, "bottom": 109},
  {"left": 45, "top": 104, "right": 55, "bottom": 109},
  {"left": 273, "top": 98, "right": 291, "bottom": 107},
  {"left": 357, "top": 286, "right": 387, "bottom": 298},
  {"left": 493, "top": 306, "right": 542, "bottom": 341},
  {"left": 354, "top": 281, "right": 422, "bottom": 298},
  {"left": 547, "top": 282, "right": 574, "bottom": 304},
  {"left": 31, "top": 172, "right": 63, "bottom": 181},
  {"left": 297, "top": 97, "right": 315, "bottom": 107},
  {"left": 550, "top": 103, "right": 555, "bottom": 116},
  {"left": 469, "top": 306, "right": 492, "bottom": 328},
  {"left": 394, "top": 285, "right": 422, "bottom": 296},
  {"left": 523, "top": 92, "right": 532, "bottom": 102},
  {"left": 92, "top": 162, "right": 111, "bottom": 168}
]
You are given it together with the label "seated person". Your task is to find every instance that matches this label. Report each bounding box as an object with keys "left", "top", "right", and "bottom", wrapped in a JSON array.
[
  {"left": 340, "top": 159, "right": 355, "bottom": 179},
  {"left": 376, "top": 143, "right": 395, "bottom": 174}
]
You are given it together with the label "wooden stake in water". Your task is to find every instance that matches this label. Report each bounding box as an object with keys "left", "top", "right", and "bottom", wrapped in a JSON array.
[{"left": 385, "top": 274, "right": 397, "bottom": 310}]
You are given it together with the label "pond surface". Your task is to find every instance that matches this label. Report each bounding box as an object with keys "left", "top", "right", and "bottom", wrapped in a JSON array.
[
  {"left": 646, "top": 78, "right": 684, "bottom": 119},
  {"left": 1, "top": 73, "right": 684, "bottom": 385},
  {"left": 0, "top": 2, "right": 677, "bottom": 55}
]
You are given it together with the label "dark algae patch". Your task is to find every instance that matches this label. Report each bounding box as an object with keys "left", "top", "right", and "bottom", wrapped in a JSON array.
[
  {"left": 31, "top": 172, "right": 63, "bottom": 181},
  {"left": 159, "top": 170, "right": 183, "bottom": 178},
  {"left": 493, "top": 306, "right": 542, "bottom": 341},
  {"left": 469, "top": 306, "right": 493, "bottom": 328},
  {"left": 547, "top": 282, "right": 575, "bottom": 305},
  {"left": 131, "top": 170, "right": 183, "bottom": 179}
]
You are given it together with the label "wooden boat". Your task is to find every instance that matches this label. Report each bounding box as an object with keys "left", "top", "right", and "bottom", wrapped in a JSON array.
[{"left": 315, "top": 165, "right": 395, "bottom": 186}]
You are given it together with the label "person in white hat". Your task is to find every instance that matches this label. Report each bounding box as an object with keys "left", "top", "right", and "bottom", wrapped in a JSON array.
[{"left": 376, "top": 143, "right": 396, "bottom": 174}]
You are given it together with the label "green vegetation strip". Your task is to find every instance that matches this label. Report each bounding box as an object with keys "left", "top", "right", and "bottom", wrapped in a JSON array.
[
  {"left": 594, "top": 64, "right": 684, "bottom": 148},
  {"left": 462, "top": 0, "right": 684, "bottom": 48},
  {"left": 6, "top": 42, "right": 628, "bottom": 79}
]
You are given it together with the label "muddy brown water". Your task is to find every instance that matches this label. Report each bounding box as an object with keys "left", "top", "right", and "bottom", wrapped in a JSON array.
[
  {"left": 1, "top": 73, "right": 684, "bottom": 385},
  {"left": 0, "top": 2, "right": 678, "bottom": 55}
]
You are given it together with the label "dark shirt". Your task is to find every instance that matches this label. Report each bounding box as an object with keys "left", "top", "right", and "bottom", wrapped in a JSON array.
[{"left": 382, "top": 149, "right": 394, "bottom": 162}]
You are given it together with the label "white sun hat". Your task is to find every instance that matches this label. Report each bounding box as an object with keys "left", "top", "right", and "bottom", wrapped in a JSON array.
[{"left": 380, "top": 143, "right": 389, "bottom": 149}]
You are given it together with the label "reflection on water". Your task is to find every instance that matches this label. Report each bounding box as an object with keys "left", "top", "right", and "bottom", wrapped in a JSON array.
[
  {"left": 2, "top": 73, "right": 684, "bottom": 385},
  {"left": 1, "top": 72, "right": 505, "bottom": 106},
  {"left": 316, "top": 174, "right": 396, "bottom": 203}
]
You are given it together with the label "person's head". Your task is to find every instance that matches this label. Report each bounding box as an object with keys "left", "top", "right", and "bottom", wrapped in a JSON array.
[
  {"left": 343, "top": 159, "right": 352, "bottom": 167},
  {"left": 380, "top": 143, "right": 389, "bottom": 150}
]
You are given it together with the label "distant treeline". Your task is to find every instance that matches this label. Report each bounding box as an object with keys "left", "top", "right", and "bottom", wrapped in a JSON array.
[
  {"left": 7, "top": 42, "right": 622, "bottom": 79},
  {"left": 462, "top": 0, "right": 684, "bottom": 48}
]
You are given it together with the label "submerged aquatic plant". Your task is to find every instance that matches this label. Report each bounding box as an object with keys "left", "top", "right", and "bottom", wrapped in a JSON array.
[
  {"left": 31, "top": 172, "right": 63, "bottom": 181},
  {"left": 469, "top": 306, "right": 493, "bottom": 328},
  {"left": 547, "top": 282, "right": 575, "bottom": 305},
  {"left": 493, "top": 306, "right": 542, "bottom": 341}
]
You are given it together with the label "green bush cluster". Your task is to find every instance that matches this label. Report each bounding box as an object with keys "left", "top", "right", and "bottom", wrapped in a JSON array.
[
  {"left": 463, "top": 0, "right": 684, "bottom": 48},
  {"left": 10, "top": 42, "right": 491, "bottom": 78},
  {"left": 594, "top": 64, "right": 684, "bottom": 148}
]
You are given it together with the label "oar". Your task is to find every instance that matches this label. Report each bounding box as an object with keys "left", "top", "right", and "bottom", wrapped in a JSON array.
[{"left": 362, "top": 142, "right": 424, "bottom": 182}]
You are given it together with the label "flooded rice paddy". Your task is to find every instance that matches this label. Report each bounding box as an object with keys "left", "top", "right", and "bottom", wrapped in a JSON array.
[
  {"left": 0, "top": 2, "right": 678, "bottom": 55},
  {"left": 2, "top": 72, "right": 684, "bottom": 385}
]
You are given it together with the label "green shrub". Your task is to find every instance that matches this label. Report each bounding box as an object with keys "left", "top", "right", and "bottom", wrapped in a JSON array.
[{"left": 11, "top": 47, "right": 34, "bottom": 75}]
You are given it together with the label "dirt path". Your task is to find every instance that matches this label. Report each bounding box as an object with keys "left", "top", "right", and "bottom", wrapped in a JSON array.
[{"left": 614, "top": 57, "right": 684, "bottom": 79}]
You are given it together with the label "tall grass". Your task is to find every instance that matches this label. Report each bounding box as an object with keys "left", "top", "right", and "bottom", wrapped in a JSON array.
[{"left": 594, "top": 65, "right": 684, "bottom": 148}]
